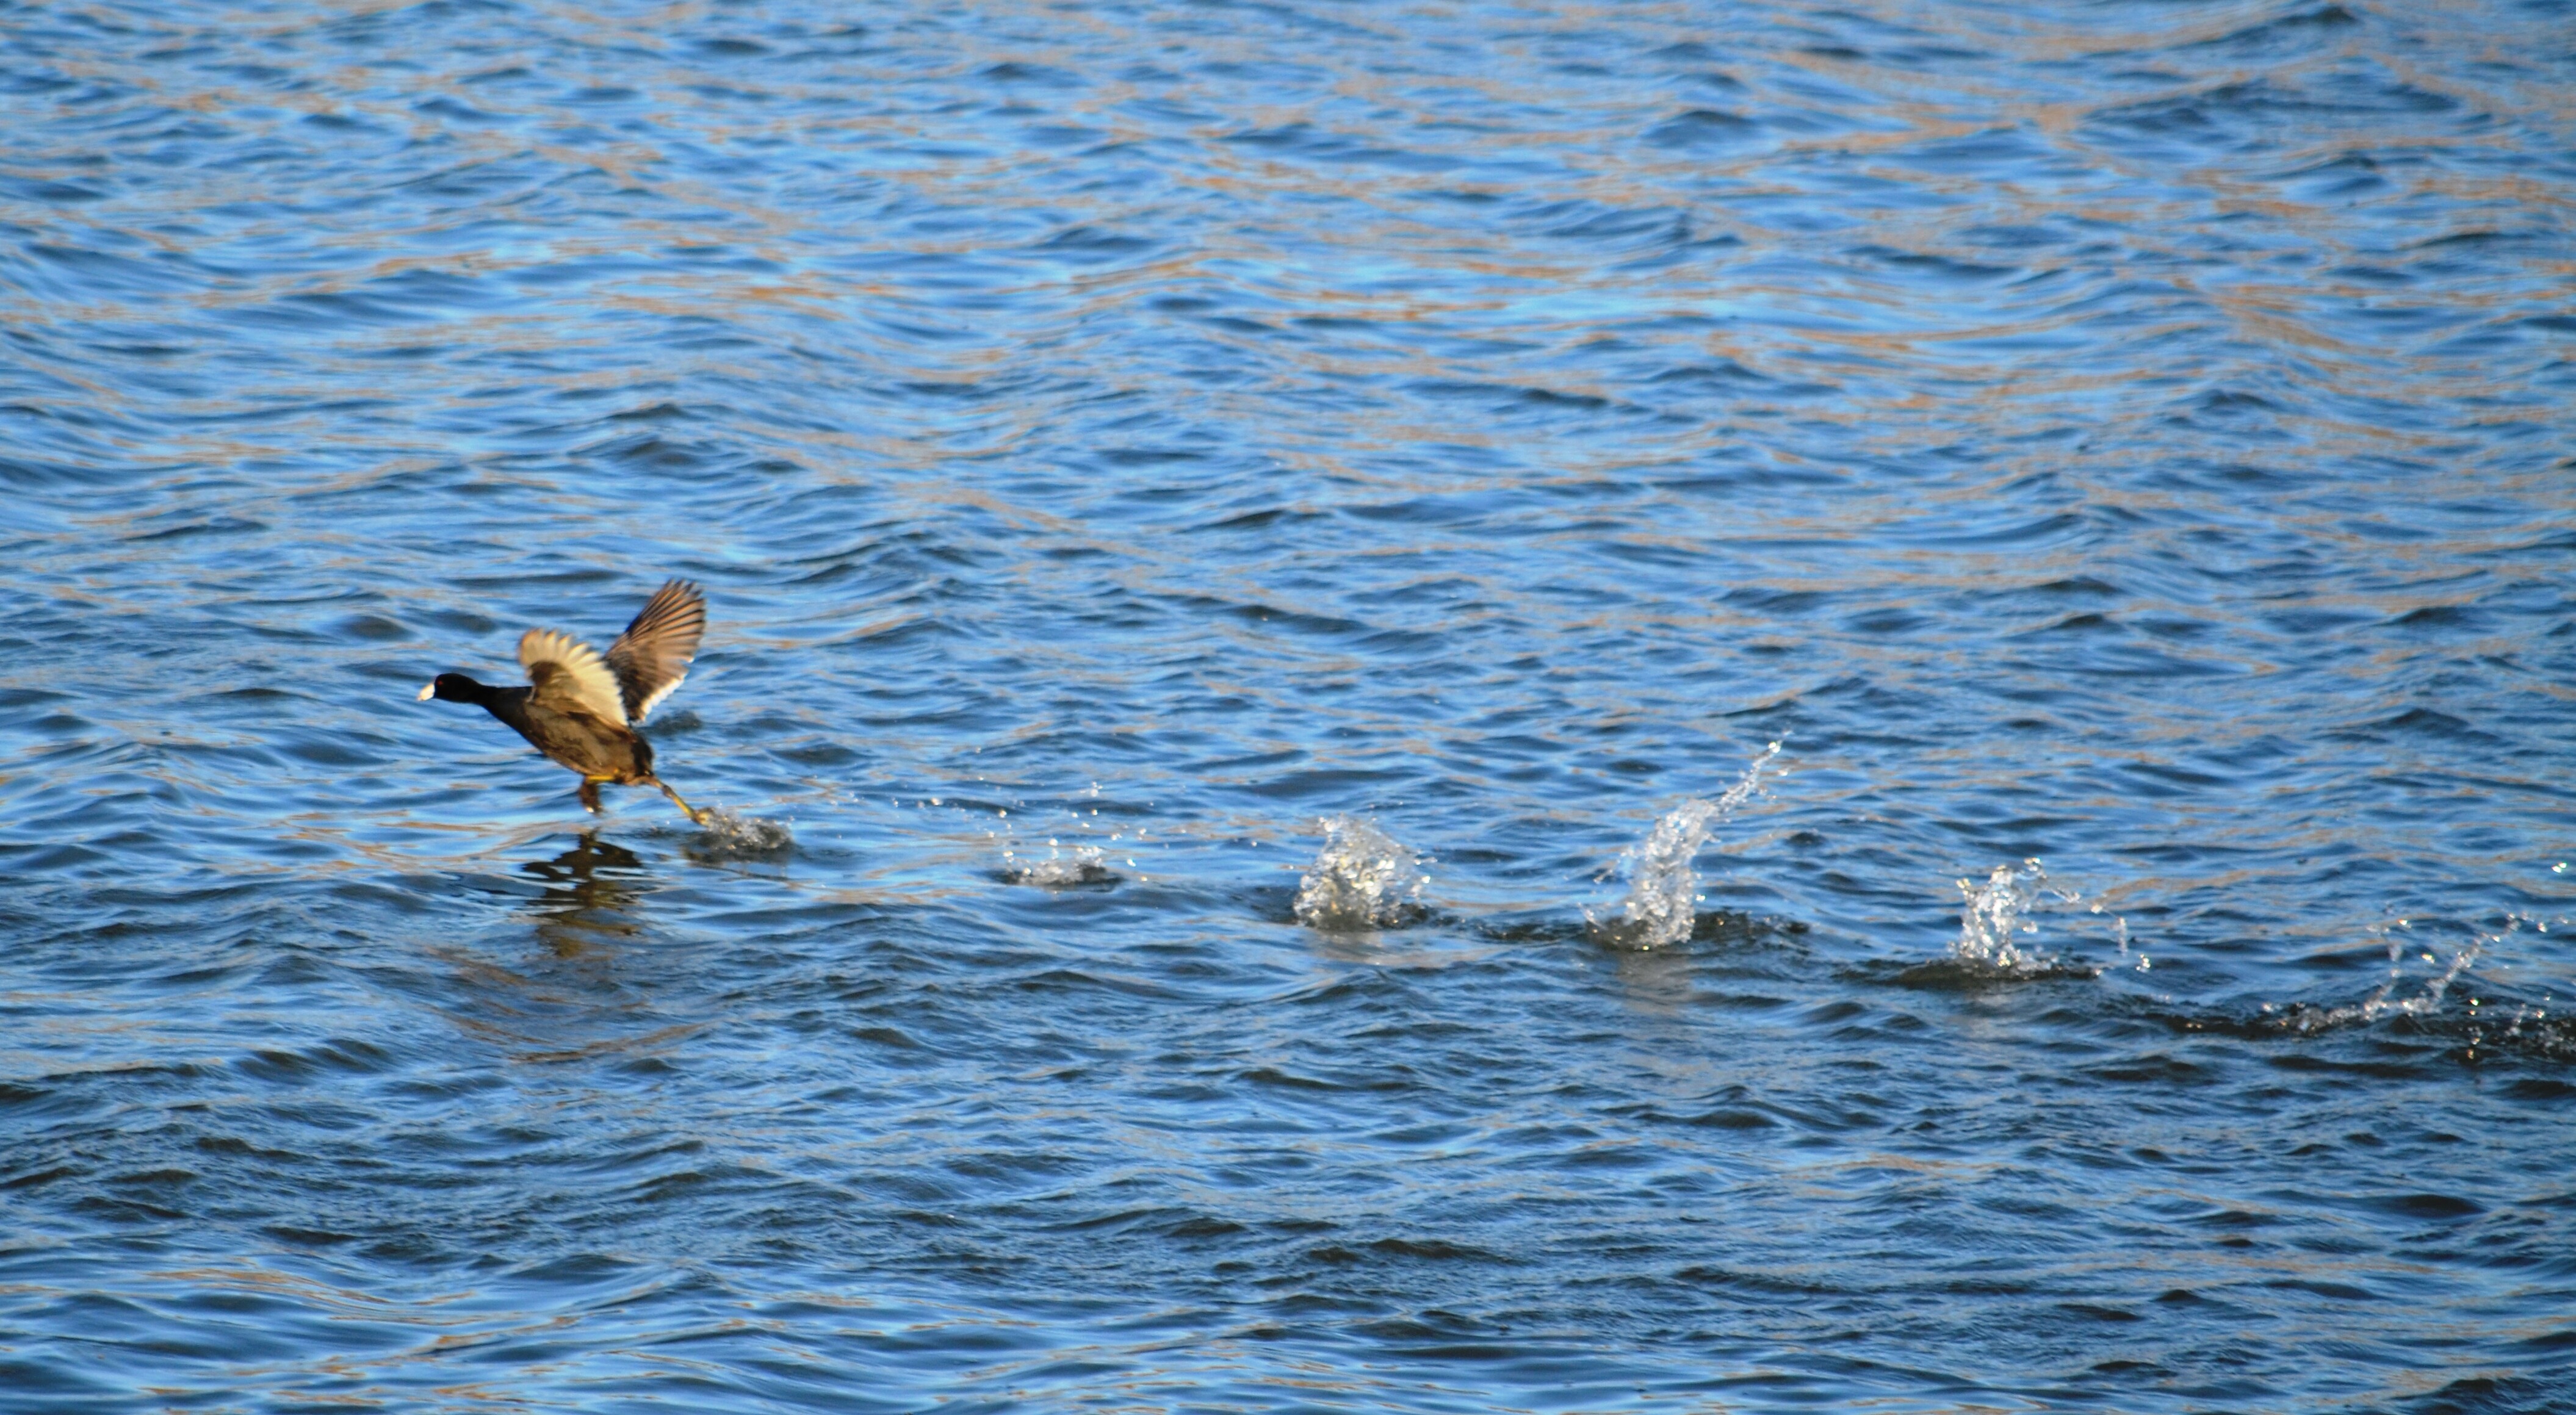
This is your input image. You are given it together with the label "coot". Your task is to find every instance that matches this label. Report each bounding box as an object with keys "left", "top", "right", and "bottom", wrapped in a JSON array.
[{"left": 417, "top": 579, "right": 709, "bottom": 822}]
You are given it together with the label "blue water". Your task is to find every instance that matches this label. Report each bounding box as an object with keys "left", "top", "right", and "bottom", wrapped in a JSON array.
[{"left": 4, "top": 0, "right": 2574, "bottom": 1409}]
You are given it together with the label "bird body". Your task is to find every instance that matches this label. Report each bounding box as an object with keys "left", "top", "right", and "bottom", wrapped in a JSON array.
[{"left": 419, "top": 580, "right": 708, "bottom": 821}]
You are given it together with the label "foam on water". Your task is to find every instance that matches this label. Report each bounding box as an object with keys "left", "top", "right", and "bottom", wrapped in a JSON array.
[
  {"left": 1293, "top": 815, "right": 1427, "bottom": 932},
  {"left": 1586, "top": 741, "right": 1783, "bottom": 949}
]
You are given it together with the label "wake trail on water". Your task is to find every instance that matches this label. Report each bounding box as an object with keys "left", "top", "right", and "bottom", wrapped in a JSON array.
[
  {"left": 1586, "top": 741, "right": 1784, "bottom": 950},
  {"left": 752, "top": 766, "right": 2547, "bottom": 1057}
]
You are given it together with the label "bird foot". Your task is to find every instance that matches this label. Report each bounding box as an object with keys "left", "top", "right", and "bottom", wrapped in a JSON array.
[
  {"left": 578, "top": 781, "right": 604, "bottom": 813},
  {"left": 652, "top": 779, "right": 705, "bottom": 826}
]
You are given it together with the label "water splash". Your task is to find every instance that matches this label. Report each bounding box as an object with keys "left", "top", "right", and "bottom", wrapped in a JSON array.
[
  {"left": 1293, "top": 816, "right": 1427, "bottom": 932},
  {"left": 1587, "top": 741, "right": 1783, "bottom": 949},
  {"left": 2269, "top": 916, "right": 2517, "bottom": 1032},
  {"left": 1006, "top": 840, "right": 1120, "bottom": 888},
  {"left": 990, "top": 790, "right": 1152, "bottom": 888},
  {"left": 1951, "top": 858, "right": 2091, "bottom": 974},
  {"left": 690, "top": 807, "right": 794, "bottom": 855}
]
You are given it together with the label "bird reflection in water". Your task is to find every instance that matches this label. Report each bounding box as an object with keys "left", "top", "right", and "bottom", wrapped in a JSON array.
[{"left": 519, "top": 832, "right": 652, "bottom": 955}]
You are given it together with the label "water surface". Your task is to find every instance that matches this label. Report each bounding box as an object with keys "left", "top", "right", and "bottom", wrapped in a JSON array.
[{"left": 4, "top": 0, "right": 2574, "bottom": 1410}]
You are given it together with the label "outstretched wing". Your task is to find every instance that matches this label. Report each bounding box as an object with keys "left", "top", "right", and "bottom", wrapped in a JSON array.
[
  {"left": 604, "top": 578, "right": 705, "bottom": 723},
  {"left": 519, "top": 629, "right": 629, "bottom": 727}
]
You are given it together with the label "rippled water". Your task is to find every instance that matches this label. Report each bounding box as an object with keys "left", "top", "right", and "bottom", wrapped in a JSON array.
[{"left": 5, "top": 0, "right": 2574, "bottom": 1408}]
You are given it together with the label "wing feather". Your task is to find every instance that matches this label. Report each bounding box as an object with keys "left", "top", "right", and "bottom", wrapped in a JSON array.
[
  {"left": 604, "top": 578, "right": 705, "bottom": 723},
  {"left": 518, "top": 629, "right": 629, "bottom": 727}
]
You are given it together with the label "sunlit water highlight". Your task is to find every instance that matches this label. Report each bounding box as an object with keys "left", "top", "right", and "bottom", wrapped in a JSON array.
[{"left": 4, "top": 0, "right": 2575, "bottom": 1410}]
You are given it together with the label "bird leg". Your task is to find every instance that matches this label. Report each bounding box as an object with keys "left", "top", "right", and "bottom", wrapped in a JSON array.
[
  {"left": 578, "top": 779, "right": 605, "bottom": 813},
  {"left": 651, "top": 777, "right": 707, "bottom": 826}
]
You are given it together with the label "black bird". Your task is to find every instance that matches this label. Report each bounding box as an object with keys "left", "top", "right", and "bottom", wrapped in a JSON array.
[{"left": 417, "top": 579, "right": 710, "bottom": 823}]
